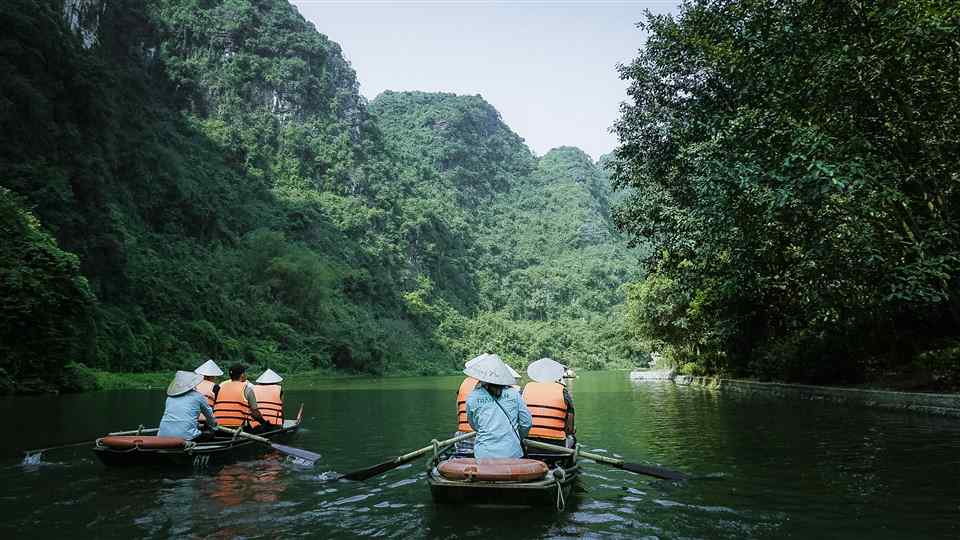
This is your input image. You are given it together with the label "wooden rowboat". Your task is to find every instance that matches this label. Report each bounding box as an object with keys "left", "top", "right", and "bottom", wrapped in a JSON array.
[
  {"left": 92, "top": 404, "right": 303, "bottom": 468},
  {"left": 426, "top": 445, "right": 580, "bottom": 509}
]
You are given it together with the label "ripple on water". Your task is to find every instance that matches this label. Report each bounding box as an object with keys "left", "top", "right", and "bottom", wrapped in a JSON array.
[
  {"left": 386, "top": 477, "right": 418, "bottom": 489},
  {"left": 327, "top": 493, "right": 374, "bottom": 506},
  {"left": 653, "top": 498, "right": 737, "bottom": 514},
  {"left": 572, "top": 511, "right": 627, "bottom": 524}
]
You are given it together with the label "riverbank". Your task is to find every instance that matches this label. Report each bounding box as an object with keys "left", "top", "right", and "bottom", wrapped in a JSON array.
[
  {"left": 668, "top": 375, "right": 960, "bottom": 417},
  {"left": 92, "top": 368, "right": 385, "bottom": 391}
]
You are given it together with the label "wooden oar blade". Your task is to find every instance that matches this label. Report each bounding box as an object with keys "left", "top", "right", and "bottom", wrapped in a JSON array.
[
  {"left": 271, "top": 443, "right": 321, "bottom": 465},
  {"left": 622, "top": 462, "right": 688, "bottom": 481},
  {"left": 339, "top": 459, "right": 399, "bottom": 481}
]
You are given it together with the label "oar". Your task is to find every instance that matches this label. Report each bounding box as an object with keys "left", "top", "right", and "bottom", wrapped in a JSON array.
[
  {"left": 524, "top": 439, "right": 688, "bottom": 481},
  {"left": 23, "top": 427, "right": 161, "bottom": 456},
  {"left": 216, "top": 426, "right": 322, "bottom": 464},
  {"left": 338, "top": 431, "right": 477, "bottom": 481}
]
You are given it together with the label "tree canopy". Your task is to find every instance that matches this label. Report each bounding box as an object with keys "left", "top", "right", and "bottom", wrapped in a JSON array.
[{"left": 612, "top": 0, "right": 960, "bottom": 385}]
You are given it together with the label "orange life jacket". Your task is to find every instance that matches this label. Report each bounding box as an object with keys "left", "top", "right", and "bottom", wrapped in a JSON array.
[
  {"left": 456, "top": 377, "right": 478, "bottom": 432},
  {"left": 196, "top": 380, "right": 217, "bottom": 424},
  {"left": 250, "top": 384, "right": 283, "bottom": 429},
  {"left": 214, "top": 380, "right": 251, "bottom": 427},
  {"left": 522, "top": 381, "right": 568, "bottom": 440}
]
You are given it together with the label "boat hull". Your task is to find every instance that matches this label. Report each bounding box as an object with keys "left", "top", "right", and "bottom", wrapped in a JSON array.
[
  {"left": 93, "top": 408, "right": 303, "bottom": 468},
  {"left": 428, "top": 451, "right": 579, "bottom": 508}
]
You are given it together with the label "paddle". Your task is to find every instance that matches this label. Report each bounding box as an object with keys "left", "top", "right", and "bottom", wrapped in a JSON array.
[
  {"left": 23, "top": 427, "right": 161, "bottom": 457},
  {"left": 338, "top": 431, "right": 477, "bottom": 481},
  {"left": 216, "top": 426, "right": 322, "bottom": 464},
  {"left": 524, "top": 439, "right": 688, "bottom": 481}
]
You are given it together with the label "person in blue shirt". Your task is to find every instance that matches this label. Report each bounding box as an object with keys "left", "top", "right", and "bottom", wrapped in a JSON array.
[
  {"left": 158, "top": 370, "right": 218, "bottom": 441},
  {"left": 465, "top": 354, "right": 532, "bottom": 459}
]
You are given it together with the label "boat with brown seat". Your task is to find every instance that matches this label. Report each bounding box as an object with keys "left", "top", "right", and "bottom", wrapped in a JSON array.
[{"left": 92, "top": 404, "right": 303, "bottom": 468}]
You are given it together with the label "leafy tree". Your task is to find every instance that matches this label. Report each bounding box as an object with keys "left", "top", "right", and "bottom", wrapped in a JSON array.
[{"left": 613, "top": 0, "right": 960, "bottom": 384}]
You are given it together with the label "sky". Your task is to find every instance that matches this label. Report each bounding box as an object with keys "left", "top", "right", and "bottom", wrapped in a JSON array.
[{"left": 290, "top": 1, "right": 680, "bottom": 160}]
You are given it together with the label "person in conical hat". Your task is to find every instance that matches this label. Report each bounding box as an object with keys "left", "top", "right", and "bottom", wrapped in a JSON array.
[
  {"left": 523, "top": 358, "right": 576, "bottom": 448},
  {"left": 454, "top": 354, "right": 489, "bottom": 443},
  {"left": 194, "top": 359, "right": 223, "bottom": 421},
  {"left": 464, "top": 353, "right": 532, "bottom": 458},
  {"left": 158, "top": 371, "right": 218, "bottom": 441},
  {"left": 255, "top": 368, "right": 283, "bottom": 384},
  {"left": 195, "top": 358, "right": 224, "bottom": 378},
  {"left": 250, "top": 368, "right": 284, "bottom": 431},
  {"left": 527, "top": 357, "right": 566, "bottom": 384}
]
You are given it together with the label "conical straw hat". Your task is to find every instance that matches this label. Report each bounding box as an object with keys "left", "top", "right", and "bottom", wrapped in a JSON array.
[
  {"left": 256, "top": 368, "right": 283, "bottom": 384},
  {"left": 463, "top": 354, "right": 515, "bottom": 386},
  {"left": 527, "top": 358, "right": 566, "bottom": 383},
  {"left": 465, "top": 354, "right": 484, "bottom": 367},
  {"left": 167, "top": 370, "right": 204, "bottom": 397},
  {"left": 194, "top": 359, "right": 223, "bottom": 377}
]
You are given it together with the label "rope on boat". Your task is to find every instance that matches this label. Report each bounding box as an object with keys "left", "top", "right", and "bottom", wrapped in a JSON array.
[
  {"left": 429, "top": 439, "right": 441, "bottom": 471},
  {"left": 551, "top": 466, "right": 567, "bottom": 511}
]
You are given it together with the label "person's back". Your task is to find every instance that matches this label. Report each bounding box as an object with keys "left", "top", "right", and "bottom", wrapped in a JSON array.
[
  {"left": 466, "top": 384, "right": 532, "bottom": 458},
  {"left": 522, "top": 381, "right": 574, "bottom": 441},
  {"left": 523, "top": 357, "right": 575, "bottom": 449},
  {"left": 251, "top": 369, "right": 284, "bottom": 430},
  {"left": 158, "top": 371, "right": 217, "bottom": 441}
]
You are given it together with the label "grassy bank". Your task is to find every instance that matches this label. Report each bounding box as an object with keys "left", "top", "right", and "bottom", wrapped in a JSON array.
[{"left": 91, "top": 368, "right": 378, "bottom": 392}]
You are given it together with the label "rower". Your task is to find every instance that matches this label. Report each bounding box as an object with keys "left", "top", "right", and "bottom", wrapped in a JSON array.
[
  {"left": 465, "top": 354, "right": 532, "bottom": 458},
  {"left": 213, "top": 364, "right": 270, "bottom": 431},
  {"left": 194, "top": 358, "right": 223, "bottom": 427},
  {"left": 158, "top": 371, "right": 219, "bottom": 441},
  {"left": 250, "top": 368, "right": 284, "bottom": 432},
  {"left": 522, "top": 357, "right": 576, "bottom": 449}
]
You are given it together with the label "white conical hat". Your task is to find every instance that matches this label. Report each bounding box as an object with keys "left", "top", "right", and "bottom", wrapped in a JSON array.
[
  {"left": 463, "top": 353, "right": 515, "bottom": 386},
  {"left": 465, "top": 353, "right": 486, "bottom": 367},
  {"left": 527, "top": 358, "right": 566, "bottom": 383},
  {"left": 194, "top": 359, "right": 223, "bottom": 377},
  {"left": 167, "top": 370, "right": 204, "bottom": 397},
  {"left": 256, "top": 368, "right": 283, "bottom": 384}
]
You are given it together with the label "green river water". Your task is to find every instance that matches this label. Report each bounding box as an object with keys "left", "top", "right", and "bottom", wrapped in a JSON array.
[{"left": 1, "top": 371, "right": 958, "bottom": 539}]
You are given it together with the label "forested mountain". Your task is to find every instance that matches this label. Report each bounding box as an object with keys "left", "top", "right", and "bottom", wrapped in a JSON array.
[{"left": 0, "top": 0, "right": 640, "bottom": 393}]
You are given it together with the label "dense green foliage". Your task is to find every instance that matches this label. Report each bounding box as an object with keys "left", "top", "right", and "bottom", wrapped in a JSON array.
[
  {"left": 612, "top": 0, "right": 960, "bottom": 386},
  {"left": 0, "top": 0, "right": 640, "bottom": 393}
]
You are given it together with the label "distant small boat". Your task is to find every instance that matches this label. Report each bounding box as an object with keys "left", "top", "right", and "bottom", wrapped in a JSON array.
[
  {"left": 93, "top": 405, "right": 303, "bottom": 467},
  {"left": 427, "top": 445, "right": 579, "bottom": 509}
]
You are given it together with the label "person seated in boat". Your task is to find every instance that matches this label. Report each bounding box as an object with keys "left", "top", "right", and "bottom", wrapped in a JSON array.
[
  {"left": 194, "top": 358, "right": 223, "bottom": 428},
  {"left": 523, "top": 357, "right": 576, "bottom": 449},
  {"left": 213, "top": 364, "right": 273, "bottom": 433},
  {"left": 465, "top": 354, "right": 532, "bottom": 459},
  {"left": 453, "top": 355, "right": 484, "bottom": 454},
  {"left": 158, "top": 371, "right": 219, "bottom": 441},
  {"left": 250, "top": 368, "right": 284, "bottom": 432}
]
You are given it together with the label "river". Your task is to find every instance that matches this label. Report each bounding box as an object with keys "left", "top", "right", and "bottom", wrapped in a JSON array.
[{"left": 1, "top": 371, "right": 957, "bottom": 539}]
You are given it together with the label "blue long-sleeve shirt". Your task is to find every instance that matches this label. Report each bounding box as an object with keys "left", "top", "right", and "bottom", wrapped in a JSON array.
[
  {"left": 466, "top": 385, "right": 532, "bottom": 458},
  {"left": 158, "top": 390, "right": 217, "bottom": 440}
]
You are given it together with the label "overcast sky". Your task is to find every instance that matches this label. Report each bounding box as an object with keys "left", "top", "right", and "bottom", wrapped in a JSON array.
[{"left": 290, "top": 1, "right": 680, "bottom": 160}]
